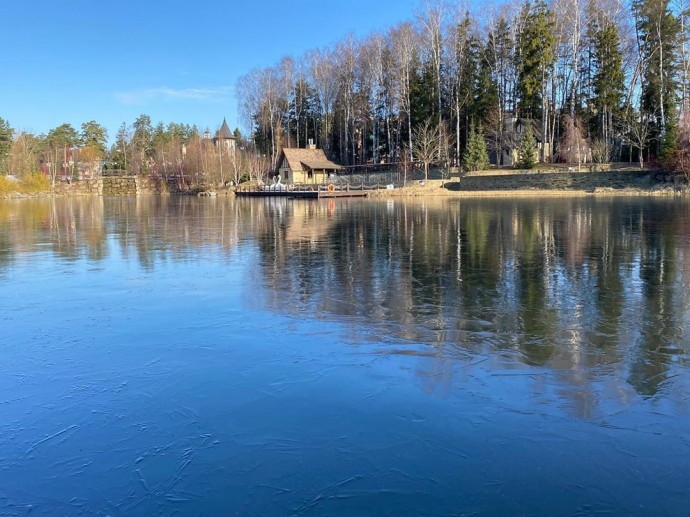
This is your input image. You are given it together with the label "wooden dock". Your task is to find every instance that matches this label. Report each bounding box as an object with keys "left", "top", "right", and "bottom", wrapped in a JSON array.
[{"left": 235, "top": 185, "right": 369, "bottom": 199}]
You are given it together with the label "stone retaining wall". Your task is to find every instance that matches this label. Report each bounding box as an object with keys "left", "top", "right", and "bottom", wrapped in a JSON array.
[
  {"left": 52, "top": 176, "right": 169, "bottom": 196},
  {"left": 457, "top": 171, "right": 655, "bottom": 192},
  {"left": 102, "top": 177, "right": 137, "bottom": 195},
  {"left": 53, "top": 179, "right": 103, "bottom": 195}
]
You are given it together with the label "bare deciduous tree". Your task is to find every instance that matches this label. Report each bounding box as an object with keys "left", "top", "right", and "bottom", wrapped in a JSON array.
[
  {"left": 417, "top": 0, "right": 447, "bottom": 128},
  {"left": 560, "top": 115, "right": 589, "bottom": 170},
  {"left": 390, "top": 22, "right": 418, "bottom": 155},
  {"left": 625, "top": 109, "right": 655, "bottom": 169},
  {"left": 412, "top": 118, "right": 446, "bottom": 180}
]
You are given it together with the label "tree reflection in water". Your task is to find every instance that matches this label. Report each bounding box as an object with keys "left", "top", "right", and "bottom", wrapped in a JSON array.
[
  {"left": 1, "top": 195, "right": 689, "bottom": 414},
  {"left": 252, "top": 197, "right": 690, "bottom": 412}
]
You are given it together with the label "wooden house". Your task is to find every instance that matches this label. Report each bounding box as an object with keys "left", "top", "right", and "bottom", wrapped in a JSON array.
[
  {"left": 492, "top": 117, "right": 553, "bottom": 166},
  {"left": 276, "top": 142, "right": 342, "bottom": 184}
]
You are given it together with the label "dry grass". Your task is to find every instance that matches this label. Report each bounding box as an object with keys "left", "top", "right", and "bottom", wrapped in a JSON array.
[
  {"left": 0, "top": 174, "right": 51, "bottom": 196},
  {"left": 370, "top": 175, "right": 680, "bottom": 199}
]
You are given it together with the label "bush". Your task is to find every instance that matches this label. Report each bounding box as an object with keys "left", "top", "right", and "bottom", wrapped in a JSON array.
[
  {"left": 662, "top": 148, "right": 690, "bottom": 182},
  {"left": 0, "top": 175, "right": 16, "bottom": 195},
  {"left": 0, "top": 173, "right": 50, "bottom": 195},
  {"left": 21, "top": 173, "right": 50, "bottom": 192}
]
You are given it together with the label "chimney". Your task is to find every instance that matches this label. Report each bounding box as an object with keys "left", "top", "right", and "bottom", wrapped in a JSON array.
[{"left": 307, "top": 138, "right": 316, "bottom": 150}]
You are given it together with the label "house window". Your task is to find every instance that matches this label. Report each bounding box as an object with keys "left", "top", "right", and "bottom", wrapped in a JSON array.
[
  {"left": 285, "top": 171, "right": 289, "bottom": 180},
  {"left": 308, "top": 170, "right": 313, "bottom": 179}
]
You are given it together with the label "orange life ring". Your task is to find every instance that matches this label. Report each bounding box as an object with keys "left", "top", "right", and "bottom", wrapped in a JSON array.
[{"left": 327, "top": 184, "right": 335, "bottom": 192}]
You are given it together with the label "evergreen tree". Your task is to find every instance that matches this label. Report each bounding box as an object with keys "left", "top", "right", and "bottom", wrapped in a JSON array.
[
  {"left": 590, "top": 15, "right": 625, "bottom": 155},
  {"left": 517, "top": 1, "right": 556, "bottom": 119},
  {"left": 409, "top": 56, "right": 436, "bottom": 130},
  {"left": 112, "top": 123, "right": 129, "bottom": 171},
  {"left": 475, "top": 45, "right": 499, "bottom": 124},
  {"left": 131, "top": 114, "right": 153, "bottom": 174},
  {"left": 0, "top": 117, "right": 13, "bottom": 175},
  {"left": 151, "top": 122, "right": 169, "bottom": 151},
  {"left": 633, "top": 0, "right": 682, "bottom": 156},
  {"left": 516, "top": 120, "right": 537, "bottom": 169},
  {"left": 463, "top": 123, "right": 490, "bottom": 171},
  {"left": 80, "top": 121, "right": 108, "bottom": 154}
]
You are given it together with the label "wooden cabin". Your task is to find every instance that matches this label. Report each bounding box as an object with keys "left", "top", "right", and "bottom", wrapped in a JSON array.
[{"left": 276, "top": 142, "right": 342, "bottom": 184}]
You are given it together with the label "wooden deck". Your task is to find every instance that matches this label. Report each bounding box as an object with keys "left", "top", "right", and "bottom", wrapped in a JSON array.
[{"left": 235, "top": 185, "right": 369, "bottom": 199}]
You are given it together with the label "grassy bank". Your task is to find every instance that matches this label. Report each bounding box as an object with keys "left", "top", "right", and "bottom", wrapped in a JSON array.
[{"left": 369, "top": 170, "right": 685, "bottom": 198}]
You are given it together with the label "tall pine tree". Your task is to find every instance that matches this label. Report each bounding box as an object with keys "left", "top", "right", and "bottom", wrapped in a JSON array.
[
  {"left": 517, "top": 0, "right": 556, "bottom": 162},
  {"left": 588, "top": 6, "right": 625, "bottom": 159},
  {"left": 633, "top": 0, "right": 682, "bottom": 157}
]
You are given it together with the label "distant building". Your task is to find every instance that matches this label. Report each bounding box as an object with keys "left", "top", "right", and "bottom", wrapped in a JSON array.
[
  {"left": 209, "top": 118, "right": 236, "bottom": 153},
  {"left": 276, "top": 140, "right": 342, "bottom": 184},
  {"left": 490, "top": 117, "right": 553, "bottom": 167}
]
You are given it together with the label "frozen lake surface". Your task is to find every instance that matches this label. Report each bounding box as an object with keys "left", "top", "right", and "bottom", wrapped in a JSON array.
[{"left": 1, "top": 195, "right": 689, "bottom": 515}]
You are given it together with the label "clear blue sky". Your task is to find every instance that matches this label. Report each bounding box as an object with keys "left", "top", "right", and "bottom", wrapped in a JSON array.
[{"left": 3, "top": 0, "right": 426, "bottom": 143}]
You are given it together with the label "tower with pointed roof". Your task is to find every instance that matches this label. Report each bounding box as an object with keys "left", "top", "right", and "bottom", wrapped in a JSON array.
[{"left": 213, "top": 118, "right": 236, "bottom": 153}]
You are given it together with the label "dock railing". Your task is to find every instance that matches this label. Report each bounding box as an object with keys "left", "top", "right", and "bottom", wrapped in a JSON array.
[{"left": 237, "top": 182, "right": 402, "bottom": 193}]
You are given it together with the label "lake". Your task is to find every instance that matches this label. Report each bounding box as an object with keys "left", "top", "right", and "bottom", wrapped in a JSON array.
[{"left": 1, "top": 195, "right": 689, "bottom": 515}]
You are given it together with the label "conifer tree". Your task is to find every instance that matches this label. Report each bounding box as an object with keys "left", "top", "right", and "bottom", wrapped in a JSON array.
[
  {"left": 633, "top": 0, "right": 682, "bottom": 157},
  {"left": 463, "top": 123, "right": 490, "bottom": 172},
  {"left": 112, "top": 123, "right": 129, "bottom": 171},
  {"left": 516, "top": 120, "right": 537, "bottom": 169},
  {"left": 517, "top": 1, "right": 556, "bottom": 120},
  {"left": 517, "top": 0, "right": 556, "bottom": 161},
  {"left": 588, "top": 9, "right": 625, "bottom": 157},
  {"left": 80, "top": 121, "right": 108, "bottom": 155}
]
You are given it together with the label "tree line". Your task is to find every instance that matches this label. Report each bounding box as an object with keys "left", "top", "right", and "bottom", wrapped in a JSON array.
[
  {"left": 0, "top": 115, "right": 269, "bottom": 189},
  {"left": 236, "top": 0, "right": 690, "bottom": 174},
  {"left": 3, "top": 0, "right": 690, "bottom": 186}
]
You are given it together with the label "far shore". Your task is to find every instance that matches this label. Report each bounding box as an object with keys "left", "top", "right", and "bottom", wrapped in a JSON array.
[
  {"left": 1, "top": 166, "right": 688, "bottom": 199},
  {"left": 369, "top": 179, "right": 687, "bottom": 198}
]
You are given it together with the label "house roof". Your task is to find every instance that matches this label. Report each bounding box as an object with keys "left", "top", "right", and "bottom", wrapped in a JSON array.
[
  {"left": 301, "top": 160, "right": 342, "bottom": 171},
  {"left": 279, "top": 148, "right": 341, "bottom": 172},
  {"left": 215, "top": 118, "right": 234, "bottom": 140},
  {"left": 513, "top": 118, "right": 543, "bottom": 142}
]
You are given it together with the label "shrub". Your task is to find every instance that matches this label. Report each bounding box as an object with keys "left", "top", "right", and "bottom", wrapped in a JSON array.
[
  {"left": 21, "top": 173, "right": 51, "bottom": 192},
  {"left": 0, "top": 175, "right": 16, "bottom": 195},
  {"left": 663, "top": 148, "right": 690, "bottom": 182},
  {"left": 0, "top": 173, "right": 50, "bottom": 195}
]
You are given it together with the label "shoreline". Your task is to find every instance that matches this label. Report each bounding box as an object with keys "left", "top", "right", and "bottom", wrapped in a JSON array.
[
  {"left": 368, "top": 178, "right": 688, "bottom": 198},
  {"left": 4, "top": 187, "right": 686, "bottom": 200},
  {"left": 3, "top": 187, "right": 687, "bottom": 200},
  {"left": 2, "top": 172, "right": 688, "bottom": 200}
]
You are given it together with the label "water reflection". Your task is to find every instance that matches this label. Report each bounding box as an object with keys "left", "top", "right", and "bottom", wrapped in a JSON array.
[
  {"left": 2, "top": 196, "right": 690, "bottom": 410},
  {"left": 249, "top": 197, "right": 690, "bottom": 409},
  {"left": 2, "top": 195, "right": 690, "bottom": 514}
]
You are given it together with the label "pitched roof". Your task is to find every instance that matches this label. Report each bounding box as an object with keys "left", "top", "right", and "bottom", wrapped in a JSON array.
[
  {"left": 280, "top": 148, "right": 341, "bottom": 171},
  {"left": 215, "top": 118, "right": 234, "bottom": 140},
  {"left": 301, "top": 160, "right": 342, "bottom": 170},
  {"left": 513, "top": 118, "right": 543, "bottom": 142}
]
